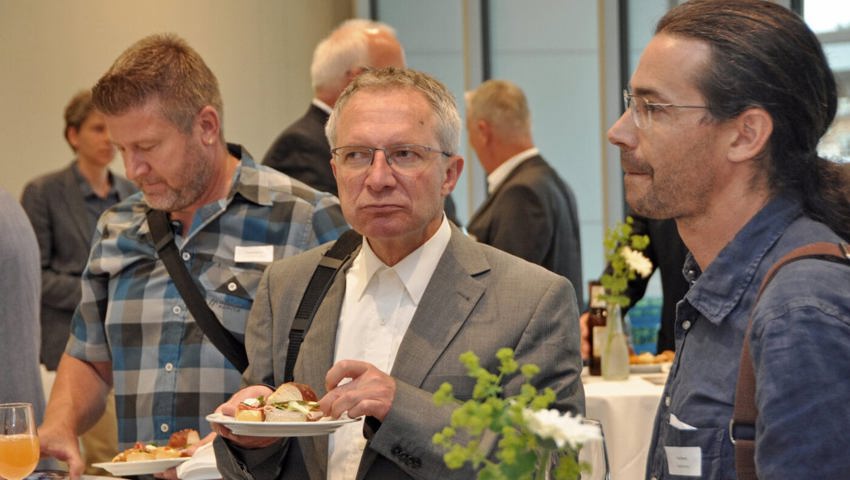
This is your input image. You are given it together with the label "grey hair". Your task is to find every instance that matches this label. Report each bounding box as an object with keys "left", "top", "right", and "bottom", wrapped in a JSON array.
[
  {"left": 325, "top": 67, "right": 461, "bottom": 154},
  {"left": 310, "top": 19, "right": 400, "bottom": 93},
  {"left": 465, "top": 79, "right": 532, "bottom": 141}
]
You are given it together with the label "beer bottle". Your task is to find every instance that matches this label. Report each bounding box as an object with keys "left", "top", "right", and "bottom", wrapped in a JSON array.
[{"left": 588, "top": 281, "right": 608, "bottom": 376}]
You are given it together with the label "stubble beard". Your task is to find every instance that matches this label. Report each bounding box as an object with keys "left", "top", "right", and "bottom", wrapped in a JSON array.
[{"left": 142, "top": 140, "right": 214, "bottom": 212}]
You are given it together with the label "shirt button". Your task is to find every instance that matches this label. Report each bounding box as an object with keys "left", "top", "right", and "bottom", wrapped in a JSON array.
[
  {"left": 165, "top": 362, "right": 174, "bottom": 372},
  {"left": 182, "top": 252, "right": 191, "bottom": 261},
  {"left": 160, "top": 423, "right": 170, "bottom": 433},
  {"left": 665, "top": 396, "right": 671, "bottom": 407},
  {"left": 682, "top": 320, "right": 692, "bottom": 330},
  {"left": 172, "top": 305, "right": 182, "bottom": 314},
  {"left": 227, "top": 282, "right": 238, "bottom": 292}
]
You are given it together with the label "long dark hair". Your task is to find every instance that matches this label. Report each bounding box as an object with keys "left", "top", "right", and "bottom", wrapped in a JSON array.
[{"left": 658, "top": 0, "right": 850, "bottom": 240}]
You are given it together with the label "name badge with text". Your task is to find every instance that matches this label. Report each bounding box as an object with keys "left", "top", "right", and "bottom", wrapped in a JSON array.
[
  {"left": 664, "top": 446, "right": 701, "bottom": 477},
  {"left": 234, "top": 245, "right": 274, "bottom": 264}
]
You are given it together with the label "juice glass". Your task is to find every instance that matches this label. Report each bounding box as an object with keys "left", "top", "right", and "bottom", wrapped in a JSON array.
[{"left": 0, "top": 403, "right": 39, "bottom": 480}]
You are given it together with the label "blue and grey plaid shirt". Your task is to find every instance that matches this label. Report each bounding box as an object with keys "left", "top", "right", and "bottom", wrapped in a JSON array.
[{"left": 66, "top": 144, "right": 348, "bottom": 448}]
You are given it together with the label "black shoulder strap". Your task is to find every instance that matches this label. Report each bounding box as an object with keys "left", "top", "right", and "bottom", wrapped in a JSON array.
[
  {"left": 285, "top": 229, "right": 362, "bottom": 383},
  {"left": 733, "top": 241, "right": 850, "bottom": 480},
  {"left": 146, "top": 209, "right": 249, "bottom": 373}
]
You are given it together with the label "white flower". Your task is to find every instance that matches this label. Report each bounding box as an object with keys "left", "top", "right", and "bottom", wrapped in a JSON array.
[
  {"left": 522, "top": 409, "right": 602, "bottom": 449},
  {"left": 621, "top": 246, "right": 653, "bottom": 278}
]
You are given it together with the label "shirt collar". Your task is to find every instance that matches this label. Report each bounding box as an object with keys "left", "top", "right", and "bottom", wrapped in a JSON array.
[
  {"left": 71, "top": 160, "right": 117, "bottom": 199},
  {"left": 352, "top": 215, "right": 452, "bottom": 305},
  {"left": 486, "top": 147, "right": 539, "bottom": 194},
  {"left": 684, "top": 195, "right": 803, "bottom": 324},
  {"left": 311, "top": 98, "right": 333, "bottom": 115}
]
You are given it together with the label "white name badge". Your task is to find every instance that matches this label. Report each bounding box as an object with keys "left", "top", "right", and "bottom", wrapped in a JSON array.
[
  {"left": 234, "top": 245, "right": 274, "bottom": 264},
  {"left": 664, "top": 446, "right": 702, "bottom": 477}
]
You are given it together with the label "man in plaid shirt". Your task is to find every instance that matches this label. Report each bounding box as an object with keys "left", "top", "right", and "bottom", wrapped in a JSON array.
[{"left": 38, "top": 33, "right": 348, "bottom": 478}]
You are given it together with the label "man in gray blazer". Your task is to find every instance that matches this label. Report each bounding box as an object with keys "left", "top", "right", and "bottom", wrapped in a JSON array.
[
  {"left": 213, "top": 68, "right": 584, "bottom": 479},
  {"left": 466, "top": 80, "right": 583, "bottom": 307},
  {"left": 21, "top": 90, "right": 137, "bottom": 371}
]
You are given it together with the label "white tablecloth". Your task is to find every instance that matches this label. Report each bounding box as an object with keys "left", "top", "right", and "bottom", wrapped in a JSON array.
[{"left": 583, "top": 373, "right": 666, "bottom": 480}]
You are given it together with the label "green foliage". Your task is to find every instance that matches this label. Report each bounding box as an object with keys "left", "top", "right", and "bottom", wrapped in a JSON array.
[
  {"left": 432, "top": 349, "right": 584, "bottom": 480},
  {"left": 600, "top": 216, "right": 651, "bottom": 308}
]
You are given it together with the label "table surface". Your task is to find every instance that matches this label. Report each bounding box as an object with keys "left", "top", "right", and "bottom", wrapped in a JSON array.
[{"left": 583, "top": 372, "right": 666, "bottom": 480}]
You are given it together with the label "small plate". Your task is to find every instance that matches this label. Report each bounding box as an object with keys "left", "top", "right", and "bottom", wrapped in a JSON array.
[
  {"left": 206, "top": 412, "right": 359, "bottom": 437},
  {"left": 92, "top": 457, "right": 190, "bottom": 476},
  {"left": 630, "top": 363, "right": 662, "bottom": 374}
]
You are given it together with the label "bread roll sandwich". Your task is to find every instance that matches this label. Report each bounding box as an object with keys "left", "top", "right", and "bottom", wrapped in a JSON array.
[{"left": 235, "top": 382, "right": 323, "bottom": 422}]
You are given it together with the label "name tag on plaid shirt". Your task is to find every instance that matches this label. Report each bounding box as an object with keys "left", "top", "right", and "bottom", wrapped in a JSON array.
[{"left": 234, "top": 245, "right": 274, "bottom": 264}]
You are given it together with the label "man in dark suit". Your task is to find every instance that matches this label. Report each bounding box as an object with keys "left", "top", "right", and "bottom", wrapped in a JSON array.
[
  {"left": 22, "top": 90, "right": 137, "bottom": 370},
  {"left": 262, "top": 19, "right": 405, "bottom": 196},
  {"left": 212, "top": 68, "right": 584, "bottom": 480},
  {"left": 465, "top": 80, "right": 583, "bottom": 306}
]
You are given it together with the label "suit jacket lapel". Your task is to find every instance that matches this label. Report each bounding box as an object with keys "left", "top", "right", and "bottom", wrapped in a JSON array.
[
  {"left": 357, "top": 228, "right": 489, "bottom": 475},
  {"left": 389, "top": 228, "right": 488, "bottom": 386},
  {"left": 62, "top": 165, "right": 96, "bottom": 242}
]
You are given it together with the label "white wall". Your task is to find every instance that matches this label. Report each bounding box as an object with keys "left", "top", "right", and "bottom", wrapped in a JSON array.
[{"left": 0, "top": 0, "right": 351, "bottom": 198}]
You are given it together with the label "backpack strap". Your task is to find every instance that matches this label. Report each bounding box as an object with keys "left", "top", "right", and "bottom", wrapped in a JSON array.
[
  {"left": 146, "top": 208, "right": 249, "bottom": 373},
  {"left": 284, "top": 229, "right": 362, "bottom": 383},
  {"left": 733, "top": 241, "right": 850, "bottom": 479}
]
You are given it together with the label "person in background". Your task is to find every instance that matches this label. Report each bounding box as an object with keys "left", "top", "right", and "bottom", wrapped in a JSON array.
[
  {"left": 21, "top": 89, "right": 136, "bottom": 472},
  {"left": 22, "top": 90, "right": 137, "bottom": 372},
  {"left": 608, "top": 1, "right": 850, "bottom": 477},
  {"left": 262, "top": 19, "right": 460, "bottom": 223},
  {"left": 212, "top": 67, "right": 584, "bottom": 480},
  {"left": 37, "top": 33, "right": 348, "bottom": 479},
  {"left": 262, "top": 19, "right": 405, "bottom": 196},
  {"left": 465, "top": 79, "right": 583, "bottom": 306},
  {"left": 0, "top": 187, "right": 45, "bottom": 422}
]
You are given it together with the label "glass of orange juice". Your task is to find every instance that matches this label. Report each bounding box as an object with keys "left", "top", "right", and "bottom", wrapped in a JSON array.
[{"left": 0, "top": 403, "right": 39, "bottom": 480}]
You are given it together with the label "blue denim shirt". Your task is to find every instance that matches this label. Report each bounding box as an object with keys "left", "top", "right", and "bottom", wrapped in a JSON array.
[{"left": 645, "top": 195, "right": 850, "bottom": 479}]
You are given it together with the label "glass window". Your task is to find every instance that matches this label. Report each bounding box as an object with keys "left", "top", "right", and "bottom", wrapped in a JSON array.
[{"left": 805, "top": 1, "right": 850, "bottom": 162}]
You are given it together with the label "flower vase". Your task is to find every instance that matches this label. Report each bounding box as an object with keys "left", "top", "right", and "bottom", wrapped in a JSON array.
[{"left": 602, "top": 304, "right": 629, "bottom": 380}]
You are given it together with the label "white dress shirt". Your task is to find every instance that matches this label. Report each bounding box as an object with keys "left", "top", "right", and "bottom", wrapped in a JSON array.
[
  {"left": 311, "top": 97, "right": 333, "bottom": 115},
  {"left": 486, "top": 147, "right": 539, "bottom": 194},
  {"left": 327, "top": 216, "right": 452, "bottom": 480}
]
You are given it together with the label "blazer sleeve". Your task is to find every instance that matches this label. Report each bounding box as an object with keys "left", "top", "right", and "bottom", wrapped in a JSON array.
[{"left": 21, "top": 181, "right": 82, "bottom": 312}]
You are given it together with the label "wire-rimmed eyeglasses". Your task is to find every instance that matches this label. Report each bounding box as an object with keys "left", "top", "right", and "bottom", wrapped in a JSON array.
[
  {"left": 623, "top": 89, "right": 709, "bottom": 129},
  {"left": 331, "top": 144, "right": 451, "bottom": 173}
]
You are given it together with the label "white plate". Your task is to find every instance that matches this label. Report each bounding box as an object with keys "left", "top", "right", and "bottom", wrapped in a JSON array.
[
  {"left": 92, "top": 457, "right": 190, "bottom": 476},
  {"left": 630, "top": 362, "right": 672, "bottom": 374},
  {"left": 206, "top": 412, "right": 359, "bottom": 437}
]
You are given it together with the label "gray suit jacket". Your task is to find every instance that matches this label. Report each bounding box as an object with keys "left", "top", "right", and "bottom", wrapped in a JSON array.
[
  {"left": 20, "top": 162, "right": 136, "bottom": 369},
  {"left": 0, "top": 187, "right": 45, "bottom": 422},
  {"left": 467, "top": 155, "right": 583, "bottom": 307},
  {"left": 215, "top": 225, "right": 584, "bottom": 480}
]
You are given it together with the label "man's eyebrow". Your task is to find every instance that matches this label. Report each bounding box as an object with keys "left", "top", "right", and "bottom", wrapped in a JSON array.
[{"left": 631, "top": 86, "right": 664, "bottom": 100}]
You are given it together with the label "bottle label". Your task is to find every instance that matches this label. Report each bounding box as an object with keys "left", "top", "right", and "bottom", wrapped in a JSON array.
[
  {"left": 589, "top": 284, "right": 607, "bottom": 309},
  {"left": 592, "top": 326, "right": 607, "bottom": 359}
]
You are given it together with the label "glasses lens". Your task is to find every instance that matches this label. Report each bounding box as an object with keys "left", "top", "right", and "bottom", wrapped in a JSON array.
[
  {"left": 335, "top": 147, "right": 373, "bottom": 170},
  {"left": 388, "top": 145, "right": 428, "bottom": 171},
  {"left": 624, "top": 92, "right": 647, "bottom": 129}
]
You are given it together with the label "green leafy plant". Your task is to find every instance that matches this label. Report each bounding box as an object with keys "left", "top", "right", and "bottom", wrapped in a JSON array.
[
  {"left": 433, "top": 348, "right": 600, "bottom": 480},
  {"left": 599, "top": 216, "right": 652, "bottom": 308}
]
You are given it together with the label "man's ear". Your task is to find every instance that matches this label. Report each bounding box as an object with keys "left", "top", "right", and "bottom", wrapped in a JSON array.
[
  {"left": 477, "top": 119, "right": 493, "bottom": 145},
  {"left": 196, "top": 105, "right": 221, "bottom": 145},
  {"left": 727, "top": 107, "right": 773, "bottom": 163},
  {"left": 442, "top": 155, "right": 464, "bottom": 196}
]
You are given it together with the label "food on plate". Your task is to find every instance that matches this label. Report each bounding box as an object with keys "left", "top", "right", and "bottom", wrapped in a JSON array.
[
  {"left": 110, "top": 428, "right": 199, "bottom": 462},
  {"left": 235, "top": 382, "right": 323, "bottom": 422},
  {"left": 629, "top": 349, "right": 675, "bottom": 365}
]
